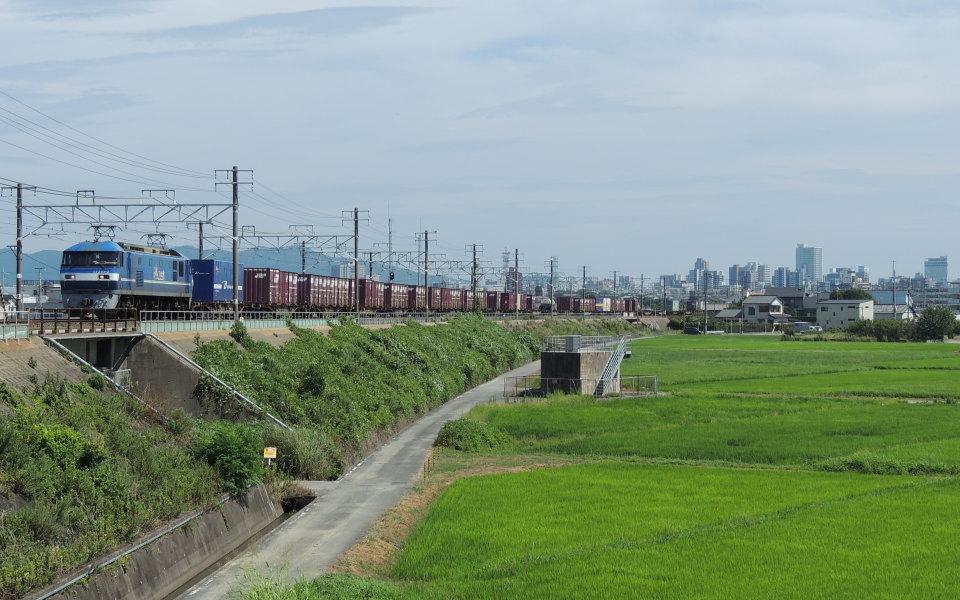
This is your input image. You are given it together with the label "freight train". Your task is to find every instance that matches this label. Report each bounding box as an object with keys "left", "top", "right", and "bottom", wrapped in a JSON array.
[{"left": 59, "top": 240, "right": 636, "bottom": 314}]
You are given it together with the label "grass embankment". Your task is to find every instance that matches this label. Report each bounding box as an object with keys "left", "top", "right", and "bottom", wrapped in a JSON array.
[
  {"left": 236, "top": 334, "right": 960, "bottom": 599},
  {"left": 2, "top": 315, "right": 538, "bottom": 599},
  {"left": 191, "top": 315, "right": 538, "bottom": 475},
  {"left": 509, "top": 317, "right": 651, "bottom": 338},
  {"left": 0, "top": 379, "right": 219, "bottom": 600}
]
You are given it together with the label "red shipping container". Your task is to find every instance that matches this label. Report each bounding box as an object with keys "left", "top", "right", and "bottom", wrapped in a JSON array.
[
  {"left": 428, "top": 287, "right": 455, "bottom": 311},
  {"left": 297, "top": 273, "right": 319, "bottom": 307},
  {"left": 485, "top": 291, "right": 500, "bottom": 311},
  {"left": 359, "top": 279, "right": 387, "bottom": 310},
  {"left": 450, "top": 288, "right": 464, "bottom": 312},
  {"left": 499, "top": 292, "right": 517, "bottom": 312},
  {"left": 384, "top": 282, "right": 408, "bottom": 310},
  {"left": 409, "top": 286, "right": 427, "bottom": 310},
  {"left": 462, "top": 290, "right": 475, "bottom": 312}
]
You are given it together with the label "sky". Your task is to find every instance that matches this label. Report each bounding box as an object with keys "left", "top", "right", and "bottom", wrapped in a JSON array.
[{"left": 1, "top": 0, "right": 958, "bottom": 284}]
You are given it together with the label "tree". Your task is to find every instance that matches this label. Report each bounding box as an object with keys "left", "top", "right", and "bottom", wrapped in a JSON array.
[
  {"left": 830, "top": 289, "right": 873, "bottom": 300},
  {"left": 914, "top": 306, "right": 957, "bottom": 341}
]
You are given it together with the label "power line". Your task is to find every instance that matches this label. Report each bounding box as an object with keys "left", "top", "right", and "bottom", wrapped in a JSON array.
[{"left": 0, "top": 87, "right": 209, "bottom": 178}]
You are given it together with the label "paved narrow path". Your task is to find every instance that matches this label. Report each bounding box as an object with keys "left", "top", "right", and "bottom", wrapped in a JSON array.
[{"left": 177, "top": 360, "right": 541, "bottom": 599}]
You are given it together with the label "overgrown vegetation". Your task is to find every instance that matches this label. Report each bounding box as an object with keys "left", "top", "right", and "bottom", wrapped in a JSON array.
[
  {"left": 510, "top": 317, "right": 650, "bottom": 338},
  {"left": 192, "top": 315, "right": 538, "bottom": 464},
  {"left": 0, "top": 379, "right": 220, "bottom": 600},
  {"left": 435, "top": 418, "right": 512, "bottom": 451}
]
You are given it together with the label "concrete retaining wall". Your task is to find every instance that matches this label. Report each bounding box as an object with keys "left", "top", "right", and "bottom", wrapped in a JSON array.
[
  {"left": 31, "top": 485, "right": 282, "bottom": 600},
  {"left": 541, "top": 350, "right": 613, "bottom": 395},
  {"left": 123, "top": 336, "right": 205, "bottom": 414}
]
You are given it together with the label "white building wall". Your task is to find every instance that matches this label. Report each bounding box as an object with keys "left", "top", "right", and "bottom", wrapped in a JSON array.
[{"left": 816, "top": 300, "right": 874, "bottom": 330}]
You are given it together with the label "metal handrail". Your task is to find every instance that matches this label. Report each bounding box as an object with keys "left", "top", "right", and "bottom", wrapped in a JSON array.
[
  {"left": 144, "top": 333, "right": 290, "bottom": 430},
  {"left": 595, "top": 336, "right": 628, "bottom": 397}
]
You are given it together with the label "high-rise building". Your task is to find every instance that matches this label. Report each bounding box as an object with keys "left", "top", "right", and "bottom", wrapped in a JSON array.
[
  {"left": 757, "top": 264, "right": 772, "bottom": 286},
  {"left": 796, "top": 244, "right": 823, "bottom": 285},
  {"left": 772, "top": 267, "right": 789, "bottom": 288},
  {"left": 729, "top": 265, "right": 741, "bottom": 288},
  {"left": 924, "top": 256, "right": 948, "bottom": 286}
]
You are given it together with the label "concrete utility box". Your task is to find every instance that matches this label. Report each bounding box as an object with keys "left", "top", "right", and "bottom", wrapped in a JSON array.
[{"left": 540, "top": 335, "right": 622, "bottom": 396}]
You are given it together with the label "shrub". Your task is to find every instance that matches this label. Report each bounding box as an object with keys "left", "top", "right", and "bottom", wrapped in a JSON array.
[
  {"left": 435, "top": 418, "right": 512, "bottom": 451},
  {"left": 87, "top": 372, "right": 107, "bottom": 391},
  {"left": 191, "top": 421, "right": 265, "bottom": 494}
]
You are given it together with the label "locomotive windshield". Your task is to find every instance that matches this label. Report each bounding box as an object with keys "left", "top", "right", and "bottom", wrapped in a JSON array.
[{"left": 61, "top": 251, "right": 122, "bottom": 267}]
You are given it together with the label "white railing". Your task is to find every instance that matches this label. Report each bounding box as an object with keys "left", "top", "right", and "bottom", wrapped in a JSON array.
[{"left": 595, "top": 336, "right": 628, "bottom": 397}]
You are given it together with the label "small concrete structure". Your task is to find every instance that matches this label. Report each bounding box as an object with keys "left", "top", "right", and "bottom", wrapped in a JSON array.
[{"left": 540, "top": 335, "right": 623, "bottom": 396}]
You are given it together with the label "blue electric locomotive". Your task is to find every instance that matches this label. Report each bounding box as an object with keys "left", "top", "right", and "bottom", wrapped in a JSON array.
[{"left": 60, "top": 241, "right": 193, "bottom": 309}]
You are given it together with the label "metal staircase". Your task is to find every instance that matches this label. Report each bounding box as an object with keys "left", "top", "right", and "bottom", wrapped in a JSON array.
[{"left": 594, "top": 335, "right": 627, "bottom": 397}]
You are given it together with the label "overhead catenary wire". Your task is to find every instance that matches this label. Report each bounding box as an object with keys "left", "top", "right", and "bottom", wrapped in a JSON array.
[{"left": 0, "top": 87, "right": 210, "bottom": 179}]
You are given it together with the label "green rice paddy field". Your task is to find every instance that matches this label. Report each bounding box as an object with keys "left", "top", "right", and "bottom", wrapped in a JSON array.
[{"left": 388, "top": 336, "right": 960, "bottom": 599}]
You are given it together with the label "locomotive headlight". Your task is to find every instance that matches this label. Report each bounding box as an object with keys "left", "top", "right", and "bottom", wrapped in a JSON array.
[
  {"left": 98, "top": 274, "right": 110, "bottom": 280},
  {"left": 64, "top": 274, "right": 76, "bottom": 279}
]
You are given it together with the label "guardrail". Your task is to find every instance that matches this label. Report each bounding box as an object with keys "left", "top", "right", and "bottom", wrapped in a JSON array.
[{"left": 542, "top": 335, "right": 624, "bottom": 353}]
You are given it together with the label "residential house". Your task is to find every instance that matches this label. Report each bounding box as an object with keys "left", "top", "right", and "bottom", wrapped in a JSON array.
[
  {"left": 816, "top": 299, "right": 874, "bottom": 330},
  {"left": 868, "top": 290, "right": 916, "bottom": 321},
  {"left": 742, "top": 295, "right": 786, "bottom": 324}
]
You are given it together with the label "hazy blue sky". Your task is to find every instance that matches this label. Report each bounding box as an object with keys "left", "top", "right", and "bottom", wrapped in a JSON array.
[{"left": 1, "top": 1, "right": 958, "bottom": 282}]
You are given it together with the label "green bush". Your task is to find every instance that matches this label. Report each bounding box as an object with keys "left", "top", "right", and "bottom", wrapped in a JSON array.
[
  {"left": 0, "top": 379, "right": 219, "bottom": 599},
  {"left": 191, "top": 421, "right": 265, "bottom": 494},
  {"left": 435, "top": 418, "right": 512, "bottom": 451}
]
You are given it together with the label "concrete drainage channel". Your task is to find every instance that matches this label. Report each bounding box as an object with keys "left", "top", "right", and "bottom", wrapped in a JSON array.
[
  {"left": 161, "top": 494, "right": 317, "bottom": 600},
  {"left": 26, "top": 487, "right": 316, "bottom": 600}
]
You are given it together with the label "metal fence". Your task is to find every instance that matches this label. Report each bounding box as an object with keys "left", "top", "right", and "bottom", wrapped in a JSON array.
[
  {"left": 1, "top": 309, "right": 138, "bottom": 339},
  {"left": 541, "top": 335, "right": 623, "bottom": 353},
  {"left": 2, "top": 308, "right": 631, "bottom": 339},
  {"left": 504, "top": 374, "right": 658, "bottom": 399}
]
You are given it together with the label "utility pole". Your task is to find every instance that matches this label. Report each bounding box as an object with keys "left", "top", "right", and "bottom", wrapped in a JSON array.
[
  {"left": 354, "top": 208, "right": 360, "bottom": 312},
  {"left": 611, "top": 270, "right": 618, "bottom": 299},
  {"left": 471, "top": 244, "right": 478, "bottom": 302},
  {"left": 215, "top": 166, "right": 253, "bottom": 322},
  {"left": 581, "top": 266, "right": 587, "bottom": 312},
  {"left": 198, "top": 222, "right": 204, "bottom": 260},
  {"left": 388, "top": 218, "right": 394, "bottom": 281},
  {"left": 16, "top": 183, "right": 23, "bottom": 313},
  {"left": 301, "top": 241, "right": 307, "bottom": 274},
  {"left": 514, "top": 248, "right": 520, "bottom": 318},
  {"left": 35, "top": 267, "right": 43, "bottom": 310},
  {"left": 662, "top": 277, "right": 667, "bottom": 317},
  {"left": 640, "top": 274, "right": 644, "bottom": 316},
  {"left": 232, "top": 168, "right": 239, "bottom": 321},
  {"left": 424, "top": 230, "right": 430, "bottom": 313},
  {"left": 340, "top": 208, "right": 369, "bottom": 313},
  {"left": 368, "top": 251, "right": 374, "bottom": 280},
  {"left": 703, "top": 273, "right": 709, "bottom": 333},
  {"left": 1, "top": 182, "right": 33, "bottom": 313},
  {"left": 892, "top": 260, "right": 897, "bottom": 320},
  {"left": 550, "top": 256, "right": 556, "bottom": 313}
]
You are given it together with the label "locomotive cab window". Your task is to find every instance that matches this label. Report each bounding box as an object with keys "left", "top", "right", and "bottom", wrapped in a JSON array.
[{"left": 61, "top": 251, "right": 121, "bottom": 267}]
